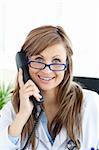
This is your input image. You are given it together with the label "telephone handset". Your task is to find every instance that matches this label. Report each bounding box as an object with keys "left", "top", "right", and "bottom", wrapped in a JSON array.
[
  {"left": 16, "top": 51, "right": 44, "bottom": 150},
  {"left": 16, "top": 51, "right": 44, "bottom": 107}
]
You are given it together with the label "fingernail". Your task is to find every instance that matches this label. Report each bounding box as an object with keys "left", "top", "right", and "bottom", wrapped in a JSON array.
[{"left": 39, "top": 95, "right": 42, "bottom": 98}]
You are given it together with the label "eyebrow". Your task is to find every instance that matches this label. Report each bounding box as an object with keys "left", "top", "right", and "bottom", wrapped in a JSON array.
[{"left": 38, "top": 54, "right": 61, "bottom": 59}]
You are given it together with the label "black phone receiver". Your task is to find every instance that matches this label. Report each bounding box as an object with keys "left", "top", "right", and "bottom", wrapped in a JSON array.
[
  {"left": 16, "top": 52, "right": 44, "bottom": 150},
  {"left": 16, "top": 51, "right": 44, "bottom": 107}
]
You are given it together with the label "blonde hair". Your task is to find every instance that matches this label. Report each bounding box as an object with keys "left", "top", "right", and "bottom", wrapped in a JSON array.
[{"left": 12, "top": 25, "right": 83, "bottom": 149}]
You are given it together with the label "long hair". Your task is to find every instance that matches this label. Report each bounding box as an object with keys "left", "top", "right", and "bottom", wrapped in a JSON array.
[{"left": 12, "top": 25, "right": 83, "bottom": 149}]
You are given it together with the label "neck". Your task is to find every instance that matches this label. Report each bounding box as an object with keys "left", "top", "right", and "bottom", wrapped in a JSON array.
[
  {"left": 42, "top": 89, "right": 59, "bottom": 127},
  {"left": 43, "top": 88, "right": 58, "bottom": 106}
]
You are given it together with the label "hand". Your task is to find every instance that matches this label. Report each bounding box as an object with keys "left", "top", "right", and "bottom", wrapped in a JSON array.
[{"left": 18, "top": 68, "right": 42, "bottom": 120}]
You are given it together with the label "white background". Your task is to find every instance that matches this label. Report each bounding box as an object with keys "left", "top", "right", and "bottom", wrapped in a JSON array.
[{"left": 0, "top": 0, "right": 99, "bottom": 84}]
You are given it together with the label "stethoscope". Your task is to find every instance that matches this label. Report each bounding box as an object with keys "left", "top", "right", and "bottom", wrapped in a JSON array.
[{"left": 65, "top": 138, "right": 78, "bottom": 150}]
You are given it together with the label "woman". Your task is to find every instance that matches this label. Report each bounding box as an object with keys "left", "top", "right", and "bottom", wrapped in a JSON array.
[{"left": 0, "top": 25, "right": 99, "bottom": 150}]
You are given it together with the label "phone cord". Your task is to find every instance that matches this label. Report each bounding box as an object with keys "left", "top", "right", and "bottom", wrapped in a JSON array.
[{"left": 21, "top": 106, "right": 43, "bottom": 150}]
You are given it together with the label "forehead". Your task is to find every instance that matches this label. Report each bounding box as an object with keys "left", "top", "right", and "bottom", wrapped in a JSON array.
[{"left": 40, "top": 44, "right": 66, "bottom": 59}]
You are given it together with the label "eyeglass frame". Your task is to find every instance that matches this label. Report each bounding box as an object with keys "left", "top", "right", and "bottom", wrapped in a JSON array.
[{"left": 28, "top": 60, "right": 68, "bottom": 71}]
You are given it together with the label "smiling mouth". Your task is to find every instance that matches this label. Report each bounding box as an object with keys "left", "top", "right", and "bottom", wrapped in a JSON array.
[{"left": 38, "top": 75, "right": 54, "bottom": 81}]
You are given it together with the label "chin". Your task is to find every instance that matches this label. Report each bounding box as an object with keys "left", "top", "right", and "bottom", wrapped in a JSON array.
[
  {"left": 36, "top": 83, "right": 56, "bottom": 91},
  {"left": 38, "top": 85, "right": 53, "bottom": 91}
]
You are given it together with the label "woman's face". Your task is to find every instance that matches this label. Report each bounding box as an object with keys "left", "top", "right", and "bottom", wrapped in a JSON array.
[{"left": 29, "top": 43, "right": 67, "bottom": 92}]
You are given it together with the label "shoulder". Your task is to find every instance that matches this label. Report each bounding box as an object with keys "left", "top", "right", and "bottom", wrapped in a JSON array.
[
  {"left": 81, "top": 90, "right": 99, "bottom": 147},
  {"left": 0, "top": 100, "right": 16, "bottom": 120},
  {"left": 0, "top": 100, "right": 14, "bottom": 112},
  {"left": 82, "top": 89, "right": 99, "bottom": 110},
  {"left": 82, "top": 89, "right": 99, "bottom": 127},
  {"left": 0, "top": 101, "right": 16, "bottom": 132}
]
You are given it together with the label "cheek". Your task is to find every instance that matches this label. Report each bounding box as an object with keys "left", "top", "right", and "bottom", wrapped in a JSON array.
[
  {"left": 29, "top": 68, "right": 38, "bottom": 80},
  {"left": 56, "top": 72, "right": 65, "bottom": 84}
]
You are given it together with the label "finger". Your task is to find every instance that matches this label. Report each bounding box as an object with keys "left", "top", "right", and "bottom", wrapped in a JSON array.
[
  {"left": 24, "top": 86, "right": 40, "bottom": 93},
  {"left": 24, "top": 80, "right": 40, "bottom": 92},
  {"left": 18, "top": 68, "right": 24, "bottom": 88},
  {"left": 24, "top": 91, "right": 42, "bottom": 101}
]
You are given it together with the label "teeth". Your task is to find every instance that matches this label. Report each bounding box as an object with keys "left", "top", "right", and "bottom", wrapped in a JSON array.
[{"left": 39, "top": 76, "right": 53, "bottom": 81}]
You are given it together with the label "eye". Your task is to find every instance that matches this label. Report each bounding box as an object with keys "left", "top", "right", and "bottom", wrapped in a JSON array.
[
  {"left": 52, "top": 58, "right": 61, "bottom": 63},
  {"left": 34, "top": 56, "right": 44, "bottom": 62}
]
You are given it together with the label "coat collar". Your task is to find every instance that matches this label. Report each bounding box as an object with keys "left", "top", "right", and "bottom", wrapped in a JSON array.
[{"left": 35, "top": 121, "right": 67, "bottom": 149}]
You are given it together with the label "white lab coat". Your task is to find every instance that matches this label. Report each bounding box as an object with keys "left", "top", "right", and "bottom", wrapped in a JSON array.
[{"left": 0, "top": 89, "right": 99, "bottom": 150}]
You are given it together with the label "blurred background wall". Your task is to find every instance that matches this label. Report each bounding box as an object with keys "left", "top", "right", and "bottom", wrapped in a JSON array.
[{"left": 0, "top": 0, "right": 99, "bottom": 86}]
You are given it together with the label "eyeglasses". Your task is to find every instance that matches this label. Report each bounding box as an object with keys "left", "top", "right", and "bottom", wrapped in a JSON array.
[{"left": 28, "top": 61, "right": 67, "bottom": 71}]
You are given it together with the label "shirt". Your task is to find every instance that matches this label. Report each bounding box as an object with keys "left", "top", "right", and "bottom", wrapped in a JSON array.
[
  {"left": 8, "top": 111, "right": 54, "bottom": 145},
  {"left": 0, "top": 89, "right": 99, "bottom": 150}
]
